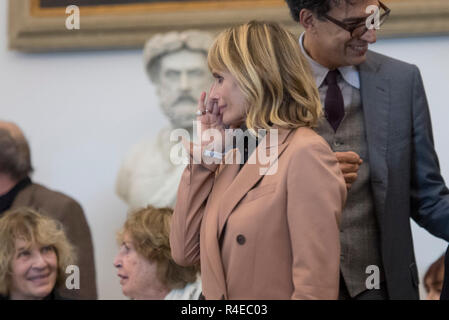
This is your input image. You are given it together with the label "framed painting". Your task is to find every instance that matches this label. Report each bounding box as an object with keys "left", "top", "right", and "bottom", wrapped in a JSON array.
[{"left": 8, "top": 0, "right": 449, "bottom": 52}]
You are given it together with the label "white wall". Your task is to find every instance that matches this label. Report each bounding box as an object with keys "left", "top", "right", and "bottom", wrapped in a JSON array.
[
  {"left": 1, "top": 1, "right": 165, "bottom": 300},
  {"left": 1, "top": 0, "right": 448, "bottom": 299}
]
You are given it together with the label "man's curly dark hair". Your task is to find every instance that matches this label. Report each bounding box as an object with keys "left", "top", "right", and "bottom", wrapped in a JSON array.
[{"left": 285, "top": 0, "right": 344, "bottom": 22}]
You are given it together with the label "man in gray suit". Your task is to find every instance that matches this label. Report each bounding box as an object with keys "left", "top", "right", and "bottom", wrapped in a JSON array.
[{"left": 285, "top": 0, "right": 449, "bottom": 299}]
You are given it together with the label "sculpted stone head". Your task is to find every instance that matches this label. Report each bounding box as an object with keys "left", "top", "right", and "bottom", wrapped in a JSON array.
[{"left": 143, "top": 30, "right": 214, "bottom": 129}]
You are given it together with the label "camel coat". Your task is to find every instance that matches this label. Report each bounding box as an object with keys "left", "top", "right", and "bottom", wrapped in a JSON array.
[{"left": 170, "top": 127, "right": 346, "bottom": 300}]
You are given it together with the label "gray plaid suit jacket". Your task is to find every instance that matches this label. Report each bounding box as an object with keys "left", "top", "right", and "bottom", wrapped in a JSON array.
[{"left": 358, "top": 50, "right": 449, "bottom": 299}]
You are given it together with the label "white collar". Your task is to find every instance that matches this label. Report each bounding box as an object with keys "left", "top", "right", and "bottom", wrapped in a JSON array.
[
  {"left": 164, "top": 277, "right": 202, "bottom": 300},
  {"left": 299, "top": 32, "right": 360, "bottom": 89}
]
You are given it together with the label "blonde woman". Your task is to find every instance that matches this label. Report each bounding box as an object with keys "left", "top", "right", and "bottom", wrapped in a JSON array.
[
  {"left": 170, "top": 21, "right": 347, "bottom": 300},
  {"left": 114, "top": 206, "right": 201, "bottom": 300},
  {"left": 0, "top": 207, "right": 75, "bottom": 300}
]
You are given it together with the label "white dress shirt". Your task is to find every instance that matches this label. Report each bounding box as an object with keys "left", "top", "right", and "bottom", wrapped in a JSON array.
[{"left": 299, "top": 32, "right": 360, "bottom": 110}]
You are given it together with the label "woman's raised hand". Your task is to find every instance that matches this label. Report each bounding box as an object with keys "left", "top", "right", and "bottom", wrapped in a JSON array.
[{"left": 196, "top": 91, "right": 226, "bottom": 153}]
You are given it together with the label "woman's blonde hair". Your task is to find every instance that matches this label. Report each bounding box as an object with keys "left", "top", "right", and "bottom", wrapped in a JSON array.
[
  {"left": 117, "top": 206, "right": 198, "bottom": 290},
  {"left": 208, "top": 20, "right": 322, "bottom": 131},
  {"left": 0, "top": 207, "right": 76, "bottom": 296}
]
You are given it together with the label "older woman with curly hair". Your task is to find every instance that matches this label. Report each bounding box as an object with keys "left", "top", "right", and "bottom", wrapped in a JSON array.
[
  {"left": 0, "top": 207, "right": 75, "bottom": 300},
  {"left": 114, "top": 206, "right": 201, "bottom": 300}
]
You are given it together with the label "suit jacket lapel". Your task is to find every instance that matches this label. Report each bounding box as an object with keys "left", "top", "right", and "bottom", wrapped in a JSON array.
[
  {"left": 201, "top": 152, "right": 239, "bottom": 298},
  {"left": 359, "top": 52, "right": 390, "bottom": 220},
  {"left": 216, "top": 128, "right": 293, "bottom": 239}
]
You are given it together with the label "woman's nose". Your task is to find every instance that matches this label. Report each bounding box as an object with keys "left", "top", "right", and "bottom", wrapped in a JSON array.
[
  {"left": 113, "top": 254, "right": 122, "bottom": 268},
  {"left": 32, "top": 253, "right": 47, "bottom": 269},
  {"left": 208, "top": 83, "right": 219, "bottom": 100}
]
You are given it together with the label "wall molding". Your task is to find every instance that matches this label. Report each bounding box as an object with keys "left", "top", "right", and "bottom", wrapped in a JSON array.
[{"left": 9, "top": 0, "right": 449, "bottom": 52}]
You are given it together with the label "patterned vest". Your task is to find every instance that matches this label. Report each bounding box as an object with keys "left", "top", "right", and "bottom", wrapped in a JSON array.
[{"left": 315, "top": 87, "right": 385, "bottom": 297}]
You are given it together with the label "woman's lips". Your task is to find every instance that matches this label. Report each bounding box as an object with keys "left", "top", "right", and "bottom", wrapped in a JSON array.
[
  {"left": 28, "top": 273, "right": 51, "bottom": 284},
  {"left": 118, "top": 274, "right": 128, "bottom": 285}
]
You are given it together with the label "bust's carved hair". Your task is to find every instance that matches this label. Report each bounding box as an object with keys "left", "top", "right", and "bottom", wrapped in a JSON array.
[{"left": 143, "top": 30, "right": 214, "bottom": 84}]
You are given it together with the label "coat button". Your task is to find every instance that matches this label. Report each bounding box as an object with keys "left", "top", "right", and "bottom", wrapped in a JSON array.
[{"left": 236, "top": 234, "right": 246, "bottom": 245}]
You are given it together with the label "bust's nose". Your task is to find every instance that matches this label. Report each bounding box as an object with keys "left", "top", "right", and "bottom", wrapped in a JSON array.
[{"left": 180, "top": 72, "right": 191, "bottom": 92}]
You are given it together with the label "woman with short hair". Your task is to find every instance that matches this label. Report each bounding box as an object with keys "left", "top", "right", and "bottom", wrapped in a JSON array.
[
  {"left": 170, "top": 20, "right": 347, "bottom": 300},
  {"left": 0, "top": 207, "right": 75, "bottom": 300},
  {"left": 114, "top": 206, "right": 201, "bottom": 300}
]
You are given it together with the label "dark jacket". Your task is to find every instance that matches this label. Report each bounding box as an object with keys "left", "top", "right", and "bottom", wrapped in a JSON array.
[{"left": 357, "top": 51, "right": 449, "bottom": 299}]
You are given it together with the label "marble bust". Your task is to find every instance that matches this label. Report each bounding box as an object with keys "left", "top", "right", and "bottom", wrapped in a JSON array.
[{"left": 116, "top": 30, "right": 213, "bottom": 209}]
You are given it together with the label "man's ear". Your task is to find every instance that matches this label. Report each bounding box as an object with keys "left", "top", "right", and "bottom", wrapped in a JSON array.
[{"left": 299, "top": 9, "right": 315, "bottom": 31}]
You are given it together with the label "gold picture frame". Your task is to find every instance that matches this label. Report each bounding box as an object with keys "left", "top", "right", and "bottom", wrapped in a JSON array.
[{"left": 9, "top": 0, "right": 449, "bottom": 52}]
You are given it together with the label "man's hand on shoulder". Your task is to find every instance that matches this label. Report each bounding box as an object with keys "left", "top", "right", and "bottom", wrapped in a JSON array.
[{"left": 335, "top": 151, "right": 363, "bottom": 190}]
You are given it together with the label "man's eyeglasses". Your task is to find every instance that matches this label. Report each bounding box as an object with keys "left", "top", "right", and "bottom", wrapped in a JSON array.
[{"left": 323, "top": 1, "right": 391, "bottom": 38}]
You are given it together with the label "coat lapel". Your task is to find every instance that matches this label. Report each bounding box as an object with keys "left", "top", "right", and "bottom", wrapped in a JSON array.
[
  {"left": 359, "top": 52, "right": 390, "bottom": 220},
  {"left": 202, "top": 152, "right": 240, "bottom": 299},
  {"left": 216, "top": 128, "right": 293, "bottom": 239}
]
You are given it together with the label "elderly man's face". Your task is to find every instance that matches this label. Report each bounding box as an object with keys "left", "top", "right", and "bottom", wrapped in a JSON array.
[{"left": 156, "top": 49, "right": 212, "bottom": 129}]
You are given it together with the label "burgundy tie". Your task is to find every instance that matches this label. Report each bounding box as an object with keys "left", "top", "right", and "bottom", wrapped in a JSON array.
[{"left": 324, "top": 70, "right": 345, "bottom": 132}]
